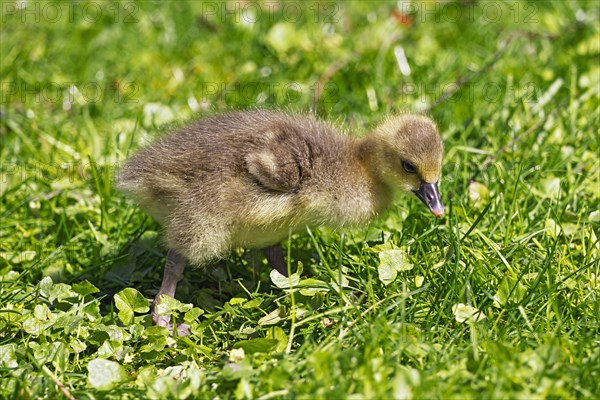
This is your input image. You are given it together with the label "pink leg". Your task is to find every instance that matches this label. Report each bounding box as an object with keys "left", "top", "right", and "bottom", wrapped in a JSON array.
[{"left": 152, "top": 249, "right": 190, "bottom": 336}]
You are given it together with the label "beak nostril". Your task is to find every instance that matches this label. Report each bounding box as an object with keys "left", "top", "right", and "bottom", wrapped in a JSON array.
[{"left": 415, "top": 181, "right": 443, "bottom": 216}]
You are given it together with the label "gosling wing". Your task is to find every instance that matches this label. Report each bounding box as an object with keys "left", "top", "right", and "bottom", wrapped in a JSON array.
[{"left": 244, "top": 128, "right": 314, "bottom": 193}]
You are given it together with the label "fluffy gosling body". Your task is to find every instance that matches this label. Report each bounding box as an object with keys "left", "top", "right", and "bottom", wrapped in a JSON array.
[{"left": 117, "top": 110, "right": 444, "bottom": 334}]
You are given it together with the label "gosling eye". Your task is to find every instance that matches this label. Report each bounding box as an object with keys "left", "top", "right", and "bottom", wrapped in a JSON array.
[{"left": 402, "top": 160, "right": 417, "bottom": 174}]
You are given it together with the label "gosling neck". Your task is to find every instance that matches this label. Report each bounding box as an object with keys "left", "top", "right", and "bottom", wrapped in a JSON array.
[
  {"left": 354, "top": 135, "right": 394, "bottom": 210},
  {"left": 356, "top": 135, "right": 385, "bottom": 183}
]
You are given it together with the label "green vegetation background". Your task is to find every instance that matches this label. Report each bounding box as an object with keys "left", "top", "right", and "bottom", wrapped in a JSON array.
[{"left": 1, "top": 0, "right": 598, "bottom": 398}]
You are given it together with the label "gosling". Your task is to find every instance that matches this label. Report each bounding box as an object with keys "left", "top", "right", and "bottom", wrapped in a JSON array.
[{"left": 117, "top": 110, "right": 444, "bottom": 334}]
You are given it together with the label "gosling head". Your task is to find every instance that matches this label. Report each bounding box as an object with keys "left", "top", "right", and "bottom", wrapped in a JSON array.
[{"left": 365, "top": 114, "right": 445, "bottom": 218}]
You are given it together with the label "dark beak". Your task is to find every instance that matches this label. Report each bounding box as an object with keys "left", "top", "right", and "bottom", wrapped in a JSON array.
[{"left": 413, "top": 181, "right": 444, "bottom": 218}]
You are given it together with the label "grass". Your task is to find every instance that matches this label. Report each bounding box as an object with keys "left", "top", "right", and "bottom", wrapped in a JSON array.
[{"left": 1, "top": 0, "right": 599, "bottom": 398}]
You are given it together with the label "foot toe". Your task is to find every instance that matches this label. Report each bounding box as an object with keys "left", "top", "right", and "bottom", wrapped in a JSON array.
[
  {"left": 153, "top": 312, "right": 170, "bottom": 327},
  {"left": 175, "top": 323, "right": 191, "bottom": 337},
  {"left": 152, "top": 313, "right": 190, "bottom": 336}
]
